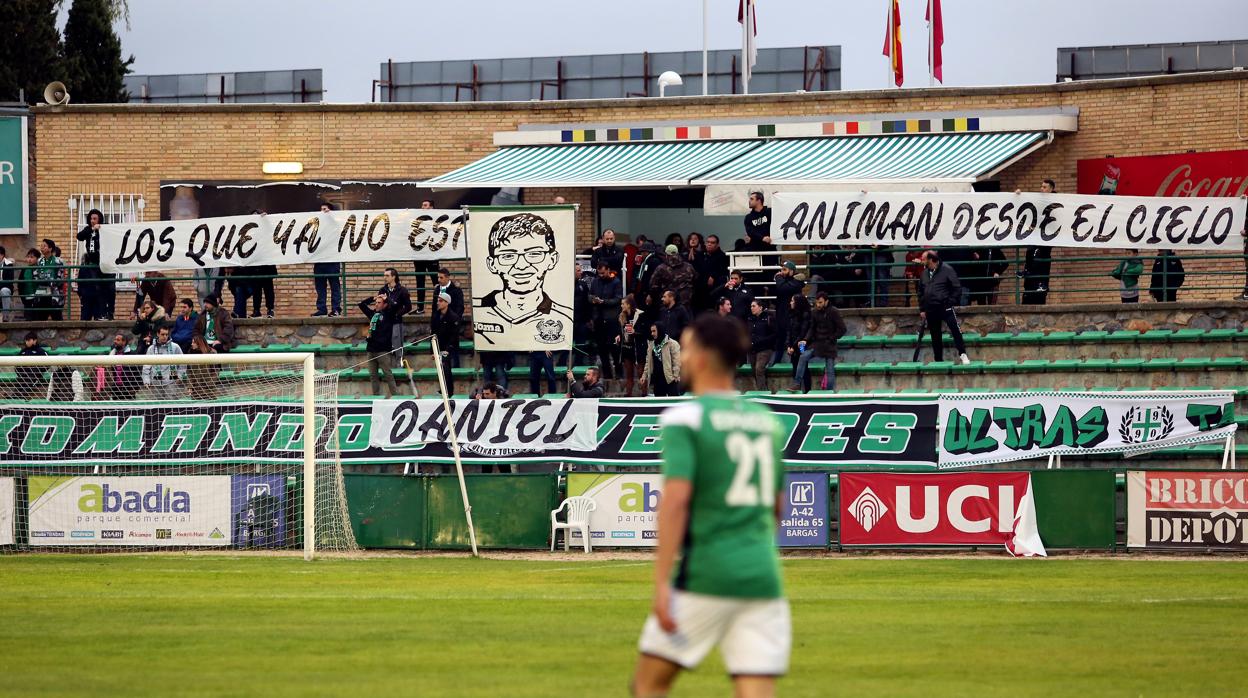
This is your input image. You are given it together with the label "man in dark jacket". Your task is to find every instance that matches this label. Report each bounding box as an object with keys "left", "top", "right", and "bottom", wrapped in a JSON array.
[
  {"left": 17, "top": 332, "right": 47, "bottom": 399},
  {"left": 76, "top": 208, "right": 116, "bottom": 320},
  {"left": 746, "top": 300, "right": 776, "bottom": 392},
  {"left": 969, "top": 247, "right": 1009, "bottom": 305},
  {"left": 588, "top": 262, "right": 622, "bottom": 379},
  {"left": 360, "top": 293, "right": 402, "bottom": 397},
  {"left": 634, "top": 242, "right": 664, "bottom": 308},
  {"left": 379, "top": 268, "right": 414, "bottom": 360},
  {"left": 589, "top": 229, "right": 625, "bottom": 274},
  {"left": 566, "top": 366, "right": 605, "bottom": 398},
  {"left": 193, "top": 295, "right": 235, "bottom": 353},
  {"left": 772, "top": 261, "right": 806, "bottom": 365},
  {"left": 918, "top": 251, "right": 970, "bottom": 364},
  {"left": 790, "top": 293, "right": 846, "bottom": 392},
  {"left": 702, "top": 235, "right": 730, "bottom": 290},
  {"left": 710, "top": 270, "right": 754, "bottom": 323},
  {"left": 657, "top": 291, "right": 692, "bottom": 344},
  {"left": 430, "top": 292, "right": 461, "bottom": 394},
  {"left": 1018, "top": 180, "right": 1057, "bottom": 305},
  {"left": 1149, "top": 250, "right": 1185, "bottom": 303}
]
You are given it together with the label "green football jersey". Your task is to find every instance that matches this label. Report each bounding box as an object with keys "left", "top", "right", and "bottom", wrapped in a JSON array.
[{"left": 660, "top": 393, "right": 786, "bottom": 599}]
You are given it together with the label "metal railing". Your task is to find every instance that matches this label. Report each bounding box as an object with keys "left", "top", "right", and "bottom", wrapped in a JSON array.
[{"left": 6, "top": 244, "right": 1245, "bottom": 323}]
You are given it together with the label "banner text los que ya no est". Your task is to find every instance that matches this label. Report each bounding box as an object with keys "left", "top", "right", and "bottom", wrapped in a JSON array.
[{"left": 99, "top": 208, "right": 467, "bottom": 273}]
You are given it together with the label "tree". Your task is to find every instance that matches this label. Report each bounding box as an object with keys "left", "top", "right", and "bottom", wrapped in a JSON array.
[
  {"left": 0, "top": 0, "right": 64, "bottom": 104},
  {"left": 62, "top": 0, "right": 134, "bottom": 103}
]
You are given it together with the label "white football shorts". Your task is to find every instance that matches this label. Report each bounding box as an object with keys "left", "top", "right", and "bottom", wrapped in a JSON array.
[{"left": 637, "top": 590, "right": 791, "bottom": 676}]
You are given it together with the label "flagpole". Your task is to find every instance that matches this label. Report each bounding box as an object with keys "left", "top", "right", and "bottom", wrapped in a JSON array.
[
  {"left": 702, "top": 0, "right": 709, "bottom": 95},
  {"left": 742, "top": 0, "right": 750, "bottom": 95}
]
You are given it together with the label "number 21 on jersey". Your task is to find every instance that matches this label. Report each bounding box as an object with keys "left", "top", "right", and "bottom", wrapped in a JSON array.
[{"left": 724, "top": 432, "right": 776, "bottom": 507}]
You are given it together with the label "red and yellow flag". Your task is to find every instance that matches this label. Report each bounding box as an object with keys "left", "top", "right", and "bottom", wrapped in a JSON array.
[{"left": 883, "top": 0, "right": 904, "bottom": 87}]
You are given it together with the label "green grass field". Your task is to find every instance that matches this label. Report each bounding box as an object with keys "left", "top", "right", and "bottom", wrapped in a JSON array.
[{"left": 1, "top": 554, "right": 1245, "bottom": 697}]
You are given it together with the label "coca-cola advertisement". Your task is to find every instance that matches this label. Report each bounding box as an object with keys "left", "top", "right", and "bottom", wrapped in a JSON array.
[
  {"left": 839, "top": 472, "right": 1046, "bottom": 556},
  {"left": 1077, "top": 149, "right": 1248, "bottom": 198}
]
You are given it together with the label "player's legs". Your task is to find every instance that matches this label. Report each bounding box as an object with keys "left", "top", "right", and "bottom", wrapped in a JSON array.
[
  {"left": 631, "top": 653, "right": 683, "bottom": 697},
  {"left": 732, "top": 675, "right": 778, "bottom": 698}
]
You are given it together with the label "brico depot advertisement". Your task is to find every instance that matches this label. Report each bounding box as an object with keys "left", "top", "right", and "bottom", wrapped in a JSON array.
[
  {"left": 27, "top": 476, "right": 234, "bottom": 547},
  {"left": 1127, "top": 471, "right": 1248, "bottom": 549},
  {"left": 839, "top": 472, "right": 1046, "bottom": 556}
]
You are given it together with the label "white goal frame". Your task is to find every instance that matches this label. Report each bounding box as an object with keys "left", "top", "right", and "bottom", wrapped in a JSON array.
[{"left": 0, "top": 352, "right": 322, "bottom": 560}]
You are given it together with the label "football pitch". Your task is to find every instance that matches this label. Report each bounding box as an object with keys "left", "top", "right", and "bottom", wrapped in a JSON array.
[{"left": 1, "top": 555, "right": 1245, "bottom": 697}]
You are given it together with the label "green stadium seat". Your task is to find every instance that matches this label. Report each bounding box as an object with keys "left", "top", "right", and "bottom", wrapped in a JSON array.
[
  {"left": 0, "top": 372, "right": 16, "bottom": 383},
  {"left": 1176, "top": 358, "right": 1212, "bottom": 371},
  {"left": 48, "top": 346, "right": 83, "bottom": 355},
  {"left": 924, "top": 361, "right": 954, "bottom": 373},
  {"left": 1038, "top": 331, "right": 1077, "bottom": 344},
  {"left": 1020, "top": 359, "right": 1050, "bottom": 371},
  {"left": 1141, "top": 330, "right": 1174, "bottom": 341},
  {"left": 1048, "top": 359, "right": 1082, "bottom": 371},
  {"left": 1106, "top": 330, "right": 1140, "bottom": 343},
  {"left": 1170, "top": 329, "right": 1206, "bottom": 341},
  {"left": 883, "top": 334, "right": 918, "bottom": 347},
  {"left": 1110, "top": 358, "right": 1146, "bottom": 371},
  {"left": 1205, "top": 328, "right": 1239, "bottom": 340},
  {"left": 1078, "top": 358, "right": 1114, "bottom": 372},
  {"left": 950, "top": 360, "right": 986, "bottom": 374},
  {"left": 855, "top": 335, "right": 887, "bottom": 348},
  {"left": 315, "top": 343, "right": 356, "bottom": 355},
  {"left": 979, "top": 332, "right": 1014, "bottom": 345},
  {"left": 889, "top": 361, "right": 923, "bottom": 375},
  {"left": 231, "top": 344, "right": 263, "bottom": 353},
  {"left": 858, "top": 362, "right": 891, "bottom": 374},
  {"left": 1145, "top": 358, "right": 1179, "bottom": 370},
  {"left": 1211, "top": 357, "right": 1245, "bottom": 369},
  {"left": 744, "top": 390, "right": 774, "bottom": 396},
  {"left": 263, "top": 343, "right": 294, "bottom": 352},
  {"left": 834, "top": 362, "right": 861, "bottom": 374},
  {"left": 984, "top": 360, "right": 1017, "bottom": 373},
  {"left": 1076, "top": 330, "right": 1109, "bottom": 343},
  {"left": 1012, "top": 332, "right": 1045, "bottom": 343}
]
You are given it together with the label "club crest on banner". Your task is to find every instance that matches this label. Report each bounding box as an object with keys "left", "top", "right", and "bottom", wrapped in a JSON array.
[
  {"left": 1118, "top": 406, "right": 1175, "bottom": 444},
  {"left": 849, "top": 487, "right": 887, "bottom": 532}
]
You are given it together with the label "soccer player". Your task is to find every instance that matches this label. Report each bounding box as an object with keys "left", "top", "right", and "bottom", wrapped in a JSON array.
[{"left": 632, "top": 314, "right": 790, "bottom": 698}]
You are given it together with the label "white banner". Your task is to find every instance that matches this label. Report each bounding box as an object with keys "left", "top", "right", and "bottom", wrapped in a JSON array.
[
  {"left": 98, "top": 208, "right": 467, "bottom": 273},
  {"left": 468, "top": 207, "right": 576, "bottom": 351},
  {"left": 938, "top": 391, "right": 1238, "bottom": 468},
  {"left": 566, "top": 473, "right": 661, "bottom": 547},
  {"left": 369, "top": 398, "right": 599, "bottom": 455},
  {"left": 772, "top": 192, "right": 1248, "bottom": 250},
  {"left": 27, "top": 475, "right": 233, "bottom": 546},
  {"left": 702, "top": 181, "right": 974, "bottom": 217},
  {"left": 0, "top": 477, "right": 13, "bottom": 546}
]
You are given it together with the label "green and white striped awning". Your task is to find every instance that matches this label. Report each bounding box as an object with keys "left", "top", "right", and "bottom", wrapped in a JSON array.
[
  {"left": 691, "top": 131, "right": 1049, "bottom": 185},
  {"left": 423, "top": 139, "right": 760, "bottom": 189}
]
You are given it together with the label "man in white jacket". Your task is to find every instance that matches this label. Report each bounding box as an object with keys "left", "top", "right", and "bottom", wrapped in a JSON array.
[{"left": 143, "top": 326, "right": 186, "bottom": 400}]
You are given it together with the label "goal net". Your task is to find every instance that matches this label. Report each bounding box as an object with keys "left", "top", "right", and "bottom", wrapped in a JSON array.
[{"left": 0, "top": 349, "right": 356, "bottom": 558}]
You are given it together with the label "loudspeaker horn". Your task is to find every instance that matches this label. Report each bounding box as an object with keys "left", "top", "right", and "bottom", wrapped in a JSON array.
[{"left": 43, "top": 81, "right": 70, "bottom": 105}]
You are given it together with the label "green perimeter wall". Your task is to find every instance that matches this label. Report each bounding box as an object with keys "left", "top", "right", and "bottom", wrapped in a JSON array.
[
  {"left": 344, "top": 473, "right": 559, "bottom": 550},
  {"left": 344, "top": 470, "right": 1117, "bottom": 551}
]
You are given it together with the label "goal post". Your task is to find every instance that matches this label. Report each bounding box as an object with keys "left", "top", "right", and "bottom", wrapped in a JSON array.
[{"left": 0, "top": 350, "right": 355, "bottom": 559}]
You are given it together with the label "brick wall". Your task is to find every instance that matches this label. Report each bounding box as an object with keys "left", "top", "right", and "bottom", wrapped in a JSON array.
[{"left": 27, "top": 70, "right": 1248, "bottom": 316}]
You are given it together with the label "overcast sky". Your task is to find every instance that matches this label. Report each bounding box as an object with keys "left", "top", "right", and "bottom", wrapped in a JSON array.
[{"left": 106, "top": 0, "right": 1246, "bottom": 102}]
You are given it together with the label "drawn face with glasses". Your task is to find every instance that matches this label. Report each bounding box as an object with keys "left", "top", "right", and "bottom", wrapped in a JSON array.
[{"left": 485, "top": 213, "right": 560, "bottom": 296}]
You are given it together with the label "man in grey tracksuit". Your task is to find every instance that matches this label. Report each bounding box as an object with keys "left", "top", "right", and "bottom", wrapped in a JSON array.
[
  {"left": 143, "top": 325, "right": 187, "bottom": 399},
  {"left": 918, "top": 250, "right": 971, "bottom": 364}
]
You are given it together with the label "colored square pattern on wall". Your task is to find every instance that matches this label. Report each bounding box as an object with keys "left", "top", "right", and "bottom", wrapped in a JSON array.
[{"left": 557, "top": 113, "right": 986, "bottom": 145}]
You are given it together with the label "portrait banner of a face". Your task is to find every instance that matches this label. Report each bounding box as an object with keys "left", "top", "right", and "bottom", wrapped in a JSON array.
[{"left": 468, "top": 206, "right": 576, "bottom": 352}]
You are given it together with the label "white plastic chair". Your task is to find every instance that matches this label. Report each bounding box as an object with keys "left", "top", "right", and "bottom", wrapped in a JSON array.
[{"left": 550, "top": 496, "right": 596, "bottom": 553}]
